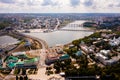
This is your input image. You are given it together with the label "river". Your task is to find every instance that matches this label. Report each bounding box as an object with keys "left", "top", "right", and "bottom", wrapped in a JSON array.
[{"left": 24, "top": 20, "right": 93, "bottom": 47}]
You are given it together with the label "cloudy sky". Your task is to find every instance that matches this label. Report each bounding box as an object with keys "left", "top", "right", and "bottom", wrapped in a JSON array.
[{"left": 0, "top": 0, "right": 120, "bottom": 13}]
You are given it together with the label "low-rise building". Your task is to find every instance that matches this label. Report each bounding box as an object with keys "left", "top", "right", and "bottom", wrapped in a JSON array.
[
  {"left": 100, "top": 50, "right": 110, "bottom": 56},
  {"left": 96, "top": 53, "right": 108, "bottom": 65},
  {"left": 7, "top": 57, "right": 39, "bottom": 69},
  {"left": 74, "top": 50, "right": 82, "bottom": 57},
  {"left": 45, "top": 52, "right": 59, "bottom": 65},
  {"left": 12, "top": 52, "right": 26, "bottom": 56},
  {"left": 96, "top": 52, "right": 119, "bottom": 66},
  {"left": 80, "top": 45, "right": 95, "bottom": 54},
  {"left": 109, "top": 37, "right": 120, "bottom": 46},
  {"left": 80, "top": 45, "right": 89, "bottom": 53},
  {"left": 45, "top": 58, "right": 59, "bottom": 65},
  {"left": 105, "top": 59, "right": 118, "bottom": 66},
  {"left": 6, "top": 56, "right": 19, "bottom": 64},
  {"left": 59, "top": 54, "right": 70, "bottom": 61}
]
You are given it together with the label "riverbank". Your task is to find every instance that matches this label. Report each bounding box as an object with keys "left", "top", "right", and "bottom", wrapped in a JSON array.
[
  {"left": 9, "top": 31, "right": 48, "bottom": 49},
  {"left": 17, "top": 29, "right": 47, "bottom": 33},
  {"left": 0, "top": 30, "right": 49, "bottom": 56},
  {"left": 16, "top": 20, "right": 73, "bottom": 33}
]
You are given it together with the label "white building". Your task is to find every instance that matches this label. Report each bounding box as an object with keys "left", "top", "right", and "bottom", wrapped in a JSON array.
[
  {"left": 100, "top": 50, "right": 110, "bottom": 56},
  {"left": 109, "top": 37, "right": 120, "bottom": 46},
  {"left": 96, "top": 53, "right": 108, "bottom": 65},
  {"left": 12, "top": 52, "right": 26, "bottom": 56},
  {"left": 96, "top": 52, "right": 119, "bottom": 66}
]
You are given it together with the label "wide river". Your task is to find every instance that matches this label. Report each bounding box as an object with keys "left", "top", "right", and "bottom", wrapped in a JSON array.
[{"left": 24, "top": 20, "right": 94, "bottom": 47}]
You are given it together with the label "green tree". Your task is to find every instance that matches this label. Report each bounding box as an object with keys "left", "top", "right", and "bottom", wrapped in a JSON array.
[
  {"left": 16, "top": 75, "right": 18, "bottom": 80},
  {"left": 53, "top": 61, "right": 61, "bottom": 73},
  {"left": 22, "top": 69, "right": 26, "bottom": 75},
  {"left": 24, "top": 75, "right": 28, "bottom": 80},
  {"left": 64, "top": 48, "right": 72, "bottom": 55},
  {"left": 20, "top": 76, "right": 23, "bottom": 80},
  {"left": 72, "top": 40, "right": 80, "bottom": 50},
  {"left": 64, "top": 59, "right": 71, "bottom": 65}
]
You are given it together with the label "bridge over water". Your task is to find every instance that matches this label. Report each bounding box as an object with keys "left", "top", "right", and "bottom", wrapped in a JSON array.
[
  {"left": 58, "top": 29, "right": 95, "bottom": 32},
  {"left": 58, "top": 21, "right": 95, "bottom": 32},
  {"left": 55, "top": 20, "right": 96, "bottom": 32},
  {"left": 67, "top": 23, "right": 83, "bottom": 27}
]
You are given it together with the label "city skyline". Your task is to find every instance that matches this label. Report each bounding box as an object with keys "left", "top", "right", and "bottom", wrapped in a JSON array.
[{"left": 0, "top": 0, "right": 120, "bottom": 13}]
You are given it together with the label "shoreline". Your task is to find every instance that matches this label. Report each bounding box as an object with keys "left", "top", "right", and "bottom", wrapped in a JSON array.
[
  {"left": 16, "top": 20, "right": 95, "bottom": 33},
  {"left": 0, "top": 30, "right": 49, "bottom": 53},
  {"left": 11, "top": 31, "right": 49, "bottom": 49}
]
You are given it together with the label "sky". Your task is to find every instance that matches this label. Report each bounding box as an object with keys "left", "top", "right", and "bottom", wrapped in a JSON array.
[{"left": 0, "top": 0, "right": 120, "bottom": 13}]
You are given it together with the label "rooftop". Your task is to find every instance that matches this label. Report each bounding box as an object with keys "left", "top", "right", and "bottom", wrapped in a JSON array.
[{"left": 74, "top": 50, "right": 82, "bottom": 56}]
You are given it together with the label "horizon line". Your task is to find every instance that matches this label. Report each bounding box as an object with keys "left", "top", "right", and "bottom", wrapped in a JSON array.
[{"left": 0, "top": 12, "right": 120, "bottom": 14}]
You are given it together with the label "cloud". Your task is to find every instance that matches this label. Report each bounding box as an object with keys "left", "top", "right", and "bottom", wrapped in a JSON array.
[
  {"left": 0, "top": 0, "right": 15, "bottom": 4},
  {"left": 84, "top": 0, "right": 93, "bottom": 6},
  {"left": 27, "top": 0, "right": 37, "bottom": 6},
  {"left": 116, "top": 3, "right": 120, "bottom": 7},
  {"left": 108, "top": 4, "right": 113, "bottom": 7},
  {"left": 70, "top": 0, "right": 80, "bottom": 7},
  {"left": 0, "top": 0, "right": 120, "bottom": 13},
  {"left": 41, "top": 0, "right": 58, "bottom": 6}
]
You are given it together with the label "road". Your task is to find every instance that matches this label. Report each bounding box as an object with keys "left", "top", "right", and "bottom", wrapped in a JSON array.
[{"left": 54, "top": 18, "right": 60, "bottom": 30}]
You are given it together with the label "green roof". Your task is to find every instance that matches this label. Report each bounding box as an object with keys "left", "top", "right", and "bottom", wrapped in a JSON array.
[
  {"left": 6, "top": 56, "right": 18, "bottom": 62},
  {"left": 0, "top": 66, "right": 3, "bottom": 69},
  {"left": 7, "top": 57, "right": 39, "bottom": 68},
  {"left": 7, "top": 62, "right": 16, "bottom": 68},
  {"left": 17, "top": 54, "right": 29, "bottom": 59},
  {"left": 60, "top": 54, "right": 70, "bottom": 60},
  {"left": 16, "top": 61, "right": 24, "bottom": 65},
  {"left": 24, "top": 58, "right": 39, "bottom": 64},
  {"left": 74, "top": 51, "right": 82, "bottom": 56}
]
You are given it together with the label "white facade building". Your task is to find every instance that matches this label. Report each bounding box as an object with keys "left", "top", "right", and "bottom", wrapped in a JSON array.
[{"left": 109, "top": 37, "right": 120, "bottom": 46}]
